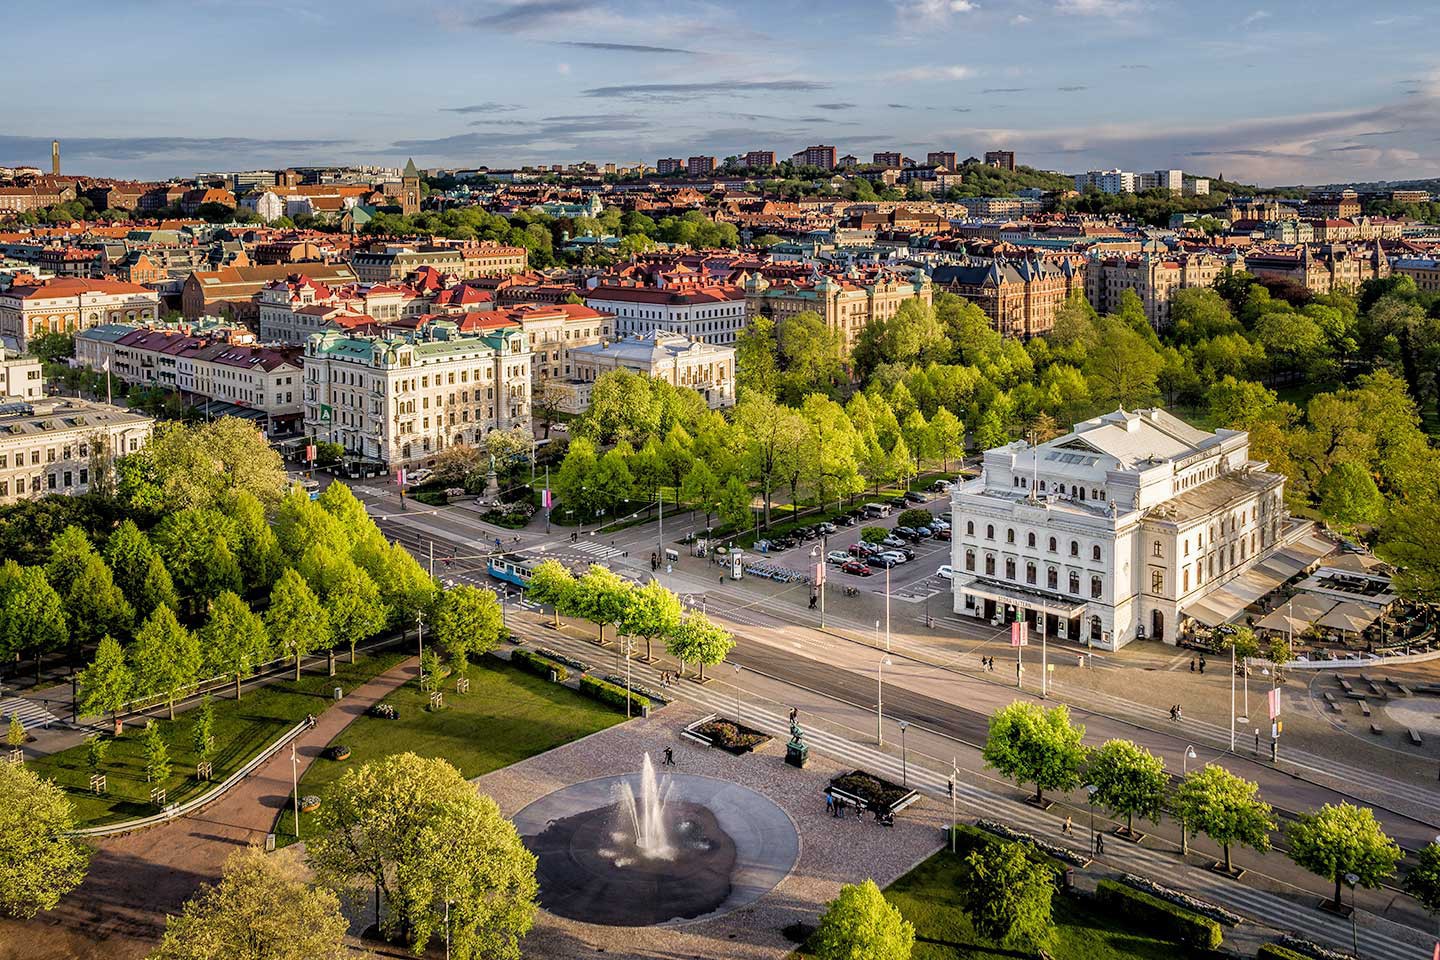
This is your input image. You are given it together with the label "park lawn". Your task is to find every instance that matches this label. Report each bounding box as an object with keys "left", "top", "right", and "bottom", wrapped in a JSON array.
[
  {"left": 879, "top": 848, "right": 1180, "bottom": 960},
  {"left": 28, "top": 652, "right": 405, "bottom": 826},
  {"left": 273, "top": 656, "right": 623, "bottom": 846}
]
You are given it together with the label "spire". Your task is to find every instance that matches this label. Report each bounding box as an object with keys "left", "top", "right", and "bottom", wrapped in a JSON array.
[{"left": 402, "top": 157, "right": 420, "bottom": 179}]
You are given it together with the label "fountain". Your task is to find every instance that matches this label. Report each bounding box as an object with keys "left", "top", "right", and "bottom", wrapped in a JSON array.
[{"left": 513, "top": 753, "right": 799, "bottom": 926}]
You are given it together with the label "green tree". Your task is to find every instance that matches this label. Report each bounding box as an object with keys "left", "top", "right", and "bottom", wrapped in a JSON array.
[
  {"left": 777, "top": 310, "right": 848, "bottom": 402},
  {"left": 981, "top": 701, "right": 1087, "bottom": 805},
  {"left": 588, "top": 447, "right": 636, "bottom": 517},
  {"left": 525, "top": 559, "right": 576, "bottom": 628},
  {"left": 45, "top": 524, "right": 97, "bottom": 598},
  {"left": 432, "top": 585, "right": 504, "bottom": 669},
  {"left": 927, "top": 406, "right": 965, "bottom": 472},
  {"left": 972, "top": 408, "right": 1007, "bottom": 452},
  {"left": 66, "top": 554, "right": 134, "bottom": 648},
  {"left": 1083, "top": 316, "right": 1162, "bottom": 408},
  {"left": 1316, "top": 461, "right": 1383, "bottom": 531},
  {"left": 717, "top": 475, "right": 753, "bottom": 532},
  {"left": 1085, "top": 739, "right": 1167, "bottom": 836},
  {"left": 1286, "top": 802, "right": 1401, "bottom": 911},
  {"left": 264, "top": 569, "right": 332, "bottom": 681},
  {"left": 130, "top": 606, "right": 201, "bottom": 720},
  {"left": 955, "top": 841, "right": 1055, "bottom": 952},
  {"left": 307, "top": 753, "right": 537, "bottom": 959},
  {"left": 85, "top": 734, "right": 110, "bottom": 776},
  {"left": 202, "top": 592, "right": 271, "bottom": 700},
  {"left": 621, "top": 578, "right": 683, "bottom": 662},
  {"left": 191, "top": 695, "right": 216, "bottom": 770},
  {"left": 78, "top": 635, "right": 133, "bottom": 732},
  {"left": 148, "top": 847, "right": 352, "bottom": 960},
  {"left": 1377, "top": 496, "right": 1440, "bottom": 604},
  {"left": 103, "top": 519, "right": 159, "bottom": 608},
  {"left": 6, "top": 712, "right": 24, "bottom": 750},
  {"left": 0, "top": 562, "right": 69, "bottom": 676},
  {"left": 0, "top": 762, "right": 91, "bottom": 918},
  {"left": 315, "top": 554, "right": 388, "bottom": 663},
  {"left": 152, "top": 508, "right": 243, "bottom": 612},
  {"left": 810, "top": 879, "right": 914, "bottom": 960},
  {"left": 1404, "top": 841, "right": 1440, "bottom": 925},
  {"left": 679, "top": 460, "right": 721, "bottom": 529},
  {"left": 571, "top": 564, "right": 633, "bottom": 644},
  {"left": 225, "top": 489, "right": 285, "bottom": 592},
  {"left": 142, "top": 719, "right": 171, "bottom": 785},
  {"left": 734, "top": 314, "right": 780, "bottom": 399},
  {"left": 665, "top": 612, "right": 733, "bottom": 681},
  {"left": 137, "top": 554, "right": 180, "bottom": 616},
  {"left": 1174, "top": 764, "right": 1275, "bottom": 872}
]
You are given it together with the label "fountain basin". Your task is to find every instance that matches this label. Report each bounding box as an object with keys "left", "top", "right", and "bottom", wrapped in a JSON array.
[{"left": 514, "top": 772, "right": 799, "bottom": 927}]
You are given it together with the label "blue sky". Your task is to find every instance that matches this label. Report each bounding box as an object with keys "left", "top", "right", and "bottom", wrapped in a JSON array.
[{"left": 4, "top": 0, "right": 1438, "bottom": 185}]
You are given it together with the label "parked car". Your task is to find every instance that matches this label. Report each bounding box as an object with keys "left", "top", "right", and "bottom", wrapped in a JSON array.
[
  {"left": 867, "top": 554, "right": 897, "bottom": 569},
  {"left": 817, "top": 521, "right": 837, "bottom": 535},
  {"left": 409, "top": 468, "right": 433, "bottom": 484},
  {"left": 903, "top": 491, "right": 928, "bottom": 504},
  {"left": 915, "top": 526, "right": 933, "bottom": 539},
  {"left": 886, "top": 496, "right": 908, "bottom": 509},
  {"left": 930, "top": 478, "right": 953, "bottom": 492},
  {"left": 881, "top": 535, "right": 906, "bottom": 549},
  {"left": 848, "top": 542, "right": 875, "bottom": 558},
  {"left": 890, "top": 545, "right": 917, "bottom": 561},
  {"left": 894, "top": 525, "right": 917, "bottom": 539},
  {"left": 842, "top": 559, "right": 874, "bottom": 576},
  {"left": 826, "top": 550, "right": 849, "bottom": 565},
  {"left": 878, "top": 550, "right": 908, "bottom": 565},
  {"left": 936, "top": 564, "right": 954, "bottom": 580},
  {"left": 929, "top": 518, "right": 950, "bottom": 531},
  {"left": 933, "top": 528, "right": 952, "bottom": 541},
  {"left": 838, "top": 513, "right": 859, "bottom": 526}
]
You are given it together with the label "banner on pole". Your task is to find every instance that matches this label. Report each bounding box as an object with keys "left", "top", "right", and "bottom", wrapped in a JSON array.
[
  {"left": 814, "top": 561, "right": 826, "bottom": 585},
  {"left": 1010, "top": 621, "right": 1028, "bottom": 647},
  {"left": 1268, "top": 687, "right": 1280, "bottom": 720},
  {"left": 542, "top": 488, "right": 552, "bottom": 508},
  {"left": 305, "top": 444, "right": 316, "bottom": 462},
  {"left": 396, "top": 467, "right": 407, "bottom": 487}
]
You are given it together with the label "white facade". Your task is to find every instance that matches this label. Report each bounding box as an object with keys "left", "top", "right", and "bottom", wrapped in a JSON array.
[
  {"left": 584, "top": 285, "right": 746, "bottom": 345},
  {"left": 0, "top": 351, "right": 43, "bottom": 401},
  {"left": 950, "top": 409, "right": 1286, "bottom": 650},
  {"left": 0, "top": 399, "right": 153, "bottom": 503},
  {"left": 303, "top": 322, "right": 532, "bottom": 467},
  {"left": 241, "top": 191, "right": 287, "bottom": 223},
  {"left": 567, "top": 331, "right": 735, "bottom": 410}
]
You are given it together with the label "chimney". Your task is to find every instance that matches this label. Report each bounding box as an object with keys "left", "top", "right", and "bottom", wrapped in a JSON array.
[{"left": 51, "top": 140, "right": 60, "bottom": 177}]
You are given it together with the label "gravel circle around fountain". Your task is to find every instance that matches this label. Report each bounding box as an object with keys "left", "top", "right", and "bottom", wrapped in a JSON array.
[{"left": 513, "top": 771, "right": 800, "bottom": 927}]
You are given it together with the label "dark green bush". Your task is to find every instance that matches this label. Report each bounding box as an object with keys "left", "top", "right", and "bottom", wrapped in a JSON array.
[
  {"left": 579, "top": 675, "right": 649, "bottom": 713},
  {"left": 512, "top": 649, "right": 567, "bottom": 682},
  {"left": 1095, "top": 879, "right": 1223, "bottom": 950},
  {"left": 1257, "top": 945, "right": 1312, "bottom": 960}
]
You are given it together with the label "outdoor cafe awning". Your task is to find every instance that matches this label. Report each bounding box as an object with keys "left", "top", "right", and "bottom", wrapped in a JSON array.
[
  {"left": 962, "top": 582, "right": 1088, "bottom": 619},
  {"left": 1315, "top": 600, "right": 1380, "bottom": 634},
  {"left": 1256, "top": 607, "right": 1313, "bottom": 634}
]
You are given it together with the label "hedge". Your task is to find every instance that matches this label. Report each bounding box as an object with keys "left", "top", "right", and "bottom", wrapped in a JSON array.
[
  {"left": 1095, "top": 879, "right": 1223, "bottom": 950},
  {"left": 579, "top": 675, "right": 650, "bottom": 713},
  {"left": 947, "top": 824, "right": 1065, "bottom": 880},
  {"left": 1257, "top": 945, "right": 1313, "bottom": 960},
  {"left": 512, "top": 649, "right": 568, "bottom": 682}
]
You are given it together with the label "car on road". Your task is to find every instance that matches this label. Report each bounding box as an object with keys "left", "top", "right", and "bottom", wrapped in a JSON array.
[
  {"left": 878, "top": 550, "right": 908, "bottom": 565},
  {"left": 841, "top": 560, "right": 874, "bottom": 576},
  {"left": 866, "top": 554, "right": 897, "bottom": 569},
  {"left": 880, "top": 535, "right": 906, "bottom": 549},
  {"left": 817, "top": 521, "right": 837, "bottom": 535},
  {"left": 903, "top": 491, "right": 929, "bottom": 504},
  {"left": 825, "top": 550, "right": 849, "bottom": 565},
  {"left": 936, "top": 564, "right": 954, "bottom": 580}
]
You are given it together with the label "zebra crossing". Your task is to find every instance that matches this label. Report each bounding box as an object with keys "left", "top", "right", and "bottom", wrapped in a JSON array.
[
  {"left": 569, "top": 540, "right": 628, "bottom": 562},
  {"left": 514, "top": 619, "right": 1432, "bottom": 960},
  {"left": 0, "top": 696, "right": 63, "bottom": 731}
]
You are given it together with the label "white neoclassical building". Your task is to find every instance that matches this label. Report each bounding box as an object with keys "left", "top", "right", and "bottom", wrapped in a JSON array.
[{"left": 950, "top": 408, "right": 1299, "bottom": 650}]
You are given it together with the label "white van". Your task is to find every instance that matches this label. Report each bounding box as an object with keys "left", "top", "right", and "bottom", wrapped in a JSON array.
[{"left": 862, "top": 502, "right": 891, "bottom": 519}]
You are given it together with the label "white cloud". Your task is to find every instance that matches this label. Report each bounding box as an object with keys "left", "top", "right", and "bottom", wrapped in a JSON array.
[
  {"left": 1242, "top": 9, "right": 1270, "bottom": 25},
  {"left": 1054, "top": 0, "right": 1142, "bottom": 16},
  {"left": 1011, "top": 13, "right": 1032, "bottom": 23},
  {"left": 893, "top": 0, "right": 978, "bottom": 25},
  {"left": 887, "top": 64, "right": 975, "bottom": 82}
]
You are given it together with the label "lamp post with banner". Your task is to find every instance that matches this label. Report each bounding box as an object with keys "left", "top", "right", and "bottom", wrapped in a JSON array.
[
  {"left": 1011, "top": 614, "right": 1028, "bottom": 689},
  {"left": 815, "top": 556, "right": 827, "bottom": 629}
]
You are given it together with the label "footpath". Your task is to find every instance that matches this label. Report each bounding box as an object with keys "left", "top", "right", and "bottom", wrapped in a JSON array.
[{"left": 0, "top": 657, "right": 418, "bottom": 960}]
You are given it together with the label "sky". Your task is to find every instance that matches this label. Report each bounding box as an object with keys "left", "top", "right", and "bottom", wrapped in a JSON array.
[{"left": 4, "top": 0, "right": 1439, "bottom": 186}]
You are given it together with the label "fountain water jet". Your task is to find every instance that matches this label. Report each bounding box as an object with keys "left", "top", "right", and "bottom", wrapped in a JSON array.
[{"left": 615, "top": 753, "right": 674, "bottom": 859}]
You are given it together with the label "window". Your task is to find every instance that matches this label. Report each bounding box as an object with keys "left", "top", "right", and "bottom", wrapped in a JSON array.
[
  {"left": 1047, "top": 567, "right": 1058, "bottom": 590},
  {"left": 1069, "top": 571, "right": 1080, "bottom": 594},
  {"left": 1091, "top": 544, "right": 1101, "bottom": 562},
  {"left": 985, "top": 524, "right": 994, "bottom": 540},
  {"left": 1069, "top": 540, "right": 1079, "bottom": 557},
  {"left": 1005, "top": 558, "right": 1016, "bottom": 579},
  {"left": 1026, "top": 562, "right": 1036, "bottom": 585},
  {"left": 965, "top": 550, "right": 975, "bottom": 572},
  {"left": 1027, "top": 532, "right": 1036, "bottom": 548},
  {"left": 984, "top": 554, "right": 995, "bottom": 576},
  {"left": 1183, "top": 567, "right": 1190, "bottom": 591},
  {"left": 1006, "top": 528, "right": 1015, "bottom": 544},
  {"left": 1152, "top": 540, "right": 1162, "bottom": 558},
  {"left": 1151, "top": 569, "right": 1165, "bottom": 593},
  {"left": 1048, "top": 536, "right": 1057, "bottom": 552},
  {"left": 966, "top": 521, "right": 974, "bottom": 536},
  {"left": 1091, "top": 576, "right": 1102, "bottom": 599}
]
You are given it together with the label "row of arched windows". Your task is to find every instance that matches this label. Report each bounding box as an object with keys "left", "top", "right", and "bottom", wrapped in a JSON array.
[
  {"left": 966, "top": 549, "right": 1103, "bottom": 598},
  {"left": 968, "top": 520, "right": 1102, "bottom": 562}
]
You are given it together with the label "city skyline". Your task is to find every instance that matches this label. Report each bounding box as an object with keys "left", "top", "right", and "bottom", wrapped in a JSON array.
[{"left": 3, "top": 0, "right": 1440, "bottom": 184}]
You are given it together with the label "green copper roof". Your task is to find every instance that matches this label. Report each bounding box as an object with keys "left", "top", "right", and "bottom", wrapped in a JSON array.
[{"left": 403, "top": 158, "right": 420, "bottom": 179}]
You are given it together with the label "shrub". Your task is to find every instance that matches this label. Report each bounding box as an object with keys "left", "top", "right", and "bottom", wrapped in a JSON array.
[
  {"left": 1258, "top": 945, "right": 1314, "bottom": 960},
  {"left": 578, "top": 675, "right": 650, "bottom": 713},
  {"left": 1095, "top": 879, "right": 1223, "bottom": 950},
  {"left": 536, "top": 647, "right": 590, "bottom": 673},
  {"left": 512, "top": 649, "right": 567, "bottom": 682},
  {"left": 948, "top": 824, "right": 1064, "bottom": 879}
]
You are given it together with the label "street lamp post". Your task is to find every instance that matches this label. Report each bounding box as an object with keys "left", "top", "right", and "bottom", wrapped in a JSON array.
[
  {"left": 1345, "top": 873, "right": 1360, "bottom": 959},
  {"left": 624, "top": 634, "right": 634, "bottom": 719},
  {"left": 898, "top": 719, "right": 910, "bottom": 786},
  {"left": 416, "top": 610, "right": 425, "bottom": 688},
  {"left": 949, "top": 757, "right": 959, "bottom": 853},
  {"left": 732, "top": 663, "right": 742, "bottom": 720},
  {"left": 1229, "top": 640, "right": 1237, "bottom": 752},
  {"left": 1085, "top": 783, "right": 1098, "bottom": 855},
  {"left": 877, "top": 656, "right": 891, "bottom": 746},
  {"left": 1181, "top": 745, "right": 1196, "bottom": 855},
  {"left": 885, "top": 566, "right": 891, "bottom": 652},
  {"left": 290, "top": 742, "right": 300, "bottom": 840}
]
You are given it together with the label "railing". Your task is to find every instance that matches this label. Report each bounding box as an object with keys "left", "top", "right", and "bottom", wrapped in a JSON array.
[{"left": 67, "top": 717, "right": 312, "bottom": 839}]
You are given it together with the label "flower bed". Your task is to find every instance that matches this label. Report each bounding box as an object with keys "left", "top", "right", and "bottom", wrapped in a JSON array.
[
  {"left": 690, "top": 717, "right": 772, "bottom": 754},
  {"left": 1278, "top": 935, "right": 1354, "bottom": 960},
  {"left": 829, "top": 771, "right": 916, "bottom": 812},
  {"left": 1118, "top": 873, "right": 1243, "bottom": 926},
  {"left": 975, "top": 819, "right": 1089, "bottom": 867},
  {"left": 536, "top": 647, "right": 590, "bottom": 674}
]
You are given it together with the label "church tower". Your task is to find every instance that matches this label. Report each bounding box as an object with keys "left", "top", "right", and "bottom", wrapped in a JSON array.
[
  {"left": 51, "top": 140, "right": 60, "bottom": 177},
  {"left": 401, "top": 158, "right": 421, "bottom": 216}
]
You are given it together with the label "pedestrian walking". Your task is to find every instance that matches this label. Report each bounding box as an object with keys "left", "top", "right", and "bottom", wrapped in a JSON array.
[
  {"left": 1062, "top": 816, "right": 1072, "bottom": 836},
  {"left": 663, "top": 746, "right": 675, "bottom": 766},
  {"left": 1189, "top": 657, "right": 1196, "bottom": 672},
  {"left": 825, "top": 792, "right": 834, "bottom": 816},
  {"left": 1176, "top": 705, "right": 1183, "bottom": 721},
  {"left": 1095, "top": 832, "right": 1104, "bottom": 855},
  {"left": 1168, "top": 705, "right": 1177, "bottom": 721},
  {"left": 1199, "top": 656, "right": 1207, "bottom": 674},
  {"left": 719, "top": 574, "right": 725, "bottom": 585}
]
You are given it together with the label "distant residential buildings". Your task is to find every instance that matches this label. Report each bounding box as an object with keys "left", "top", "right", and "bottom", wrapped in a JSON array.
[
  {"left": 0, "top": 398, "right": 152, "bottom": 504},
  {"left": 0, "top": 350, "right": 43, "bottom": 401},
  {"left": 741, "top": 267, "right": 931, "bottom": 348},
  {"left": 584, "top": 283, "right": 746, "bottom": 345},
  {"left": 687, "top": 156, "right": 717, "bottom": 177},
  {"left": 793, "top": 145, "right": 838, "bottom": 170},
  {"left": 926, "top": 151, "right": 958, "bottom": 170},
  {"left": 1244, "top": 242, "right": 1389, "bottom": 295},
  {"left": 932, "top": 257, "right": 1085, "bottom": 339},
  {"left": 0, "top": 277, "right": 161, "bottom": 350},
  {"left": 182, "top": 262, "right": 358, "bottom": 320},
  {"left": 656, "top": 158, "right": 685, "bottom": 175},
  {"left": 1085, "top": 251, "right": 1232, "bottom": 328},
  {"left": 873, "top": 152, "right": 905, "bottom": 168},
  {"left": 1075, "top": 169, "right": 1201, "bottom": 196},
  {"left": 1302, "top": 189, "right": 1361, "bottom": 220},
  {"left": 742, "top": 151, "right": 776, "bottom": 168},
  {"left": 983, "top": 150, "right": 1016, "bottom": 171},
  {"left": 1391, "top": 257, "right": 1440, "bottom": 293},
  {"left": 563, "top": 332, "right": 735, "bottom": 412}
]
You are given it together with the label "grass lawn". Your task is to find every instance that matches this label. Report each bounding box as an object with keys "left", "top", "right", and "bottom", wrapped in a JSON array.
[
  {"left": 875, "top": 848, "right": 1181, "bottom": 960},
  {"left": 273, "top": 656, "right": 624, "bottom": 845},
  {"left": 28, "top": 652, "right": 405, "bottom": 826}
]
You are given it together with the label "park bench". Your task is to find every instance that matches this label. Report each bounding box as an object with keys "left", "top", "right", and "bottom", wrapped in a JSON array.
[
  {"left": 1370, "top": 722, "right": 1383, "bottom": 736},
  {"left": 1396, "top": 684, "right": 1412, "bottom": 697},
  {"left": 1337, "top": 677, "right": 1354, "bottom": 693},
  {"left": 1360, "top": 672, "right": 1376, "bottom": 684},
  {"left": 1358, "top": 700, "right": 1371, "bottom": 717},
  {"left": 1368, "top": 684, "right": 1388, "bottom": 700},
  {"left": 1345, "top": 692, "right": 1367, "bottom": 700},
  {"left": 1329, "top": 700, "right": 1344, "bottom": 713},
  {"left": 1409, "top": 729, "right": 1423, "bottom": 746}
]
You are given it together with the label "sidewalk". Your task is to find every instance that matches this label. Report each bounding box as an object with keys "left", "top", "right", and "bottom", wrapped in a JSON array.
[
  {"left": 512, "top": 609, "right": 1438, "bottom": 960},
  {"left": 0, "top": 657, "right": 418, "bottom": 960}
]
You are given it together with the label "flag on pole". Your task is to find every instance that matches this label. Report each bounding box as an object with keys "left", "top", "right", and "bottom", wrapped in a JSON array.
[
  {"left": 543, "top": 488, "right": 552, "bottom": 508},
  {"left": 396, "top": 467, "right": 407, "bottom": 487},
  {"left": 1268, "top": 687, "right": 1280, "bottom": 720},
  {"left": 1010, "top": 621, "right": 1027, "bottom": 647}
]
